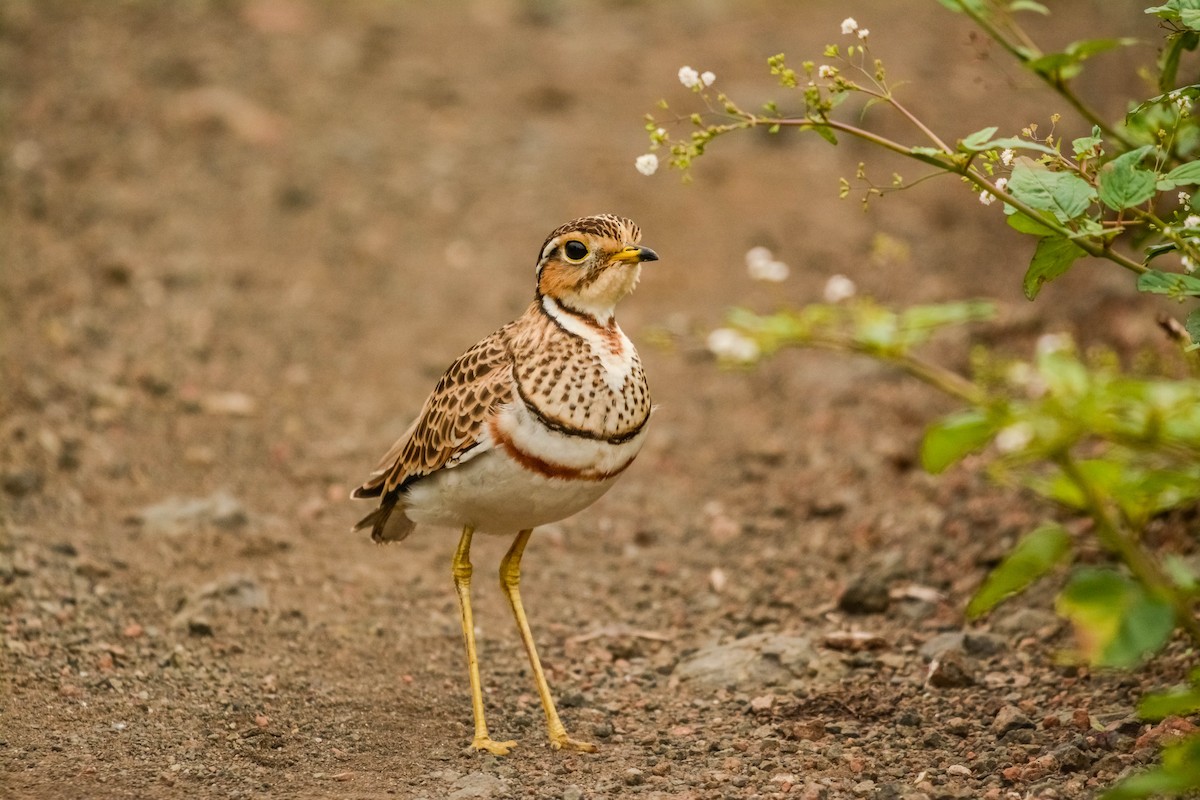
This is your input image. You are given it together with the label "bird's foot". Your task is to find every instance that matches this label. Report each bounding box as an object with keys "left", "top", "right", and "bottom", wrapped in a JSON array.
[
  {"left": 549, "top": 733, "right": 598, "bottom": 753},
  {"left": 470, "top": 736, "right": 517, "bottom": 756}
]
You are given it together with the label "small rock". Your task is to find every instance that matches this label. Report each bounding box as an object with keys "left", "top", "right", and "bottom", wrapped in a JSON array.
[
  {"left": 591, "top": 721, "right": 613, "bottom": 739},
  {"left": 3, "top": 470, "right": 43, "bottom": 497},
  {"left": 838, "top": 574, "right": 891, "bottom": 614},
  {"left": 133, "top": 491, "right": 249, "bottom": 534},
  {"left": 1052, "top": 744, "right": 1091, "bottom": 772},
  {"left": 944, "top": 717, "right": 973, "bottom": 737},
  {"left": 673, "top": 633, "right": 830, "bottom": 689},
  {"left": 992, "top": 705, "right": 1036, "bottom": 737},
  {"left": 991, "top": 607, "right": 1059, "bottom": 636},
  {"left": 562, "top": 787, "right": 583, "bottom": 800},
  {"left": 919, "top": 631, "right": 965, "bottom": 661},
  {"left": 947, "top": 764, "right": 971, "bottom": 777},
  {"left": 962, "top": 632, "right": 1005, "bottom": 656},
  {"left": 623, "top": 768, "right": 645, "bottom": 786},
  {"left": 448, "top": 771, "right": 507, "bottom": 799},
  {"left": 926, "top": 651, "right": 976, "bottom": 688}
]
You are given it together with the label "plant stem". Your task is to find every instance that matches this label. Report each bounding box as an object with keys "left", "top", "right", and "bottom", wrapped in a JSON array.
[
  {"left": 751, "top": 115, "right": 1149, "bottom": 275},
  {"left": 797, "top": 334, "right": 987, "bottom": 406},
  {"left": 1054, "top": 452, "right": 1200, "bottom": 647},
  {"left": 952, "top": 0, "right": 1140, "bottom": 153}
]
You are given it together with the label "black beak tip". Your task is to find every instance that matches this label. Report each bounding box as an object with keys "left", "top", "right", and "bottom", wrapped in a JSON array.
[{"left": 639, "top": 246, "right": 660, "bottom": 263}]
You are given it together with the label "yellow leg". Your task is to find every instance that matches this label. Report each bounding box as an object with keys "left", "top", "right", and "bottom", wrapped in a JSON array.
[
  {"left": 452, "top": 525, "right": 517, "bottom": 756},
  {"left": 499, "top": 529, "right": 597, "bottom": 753}
]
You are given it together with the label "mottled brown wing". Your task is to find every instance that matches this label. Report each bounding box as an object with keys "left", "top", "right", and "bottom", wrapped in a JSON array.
[{"left": 353, "top": 329, "right": 514, "bottom": 499}]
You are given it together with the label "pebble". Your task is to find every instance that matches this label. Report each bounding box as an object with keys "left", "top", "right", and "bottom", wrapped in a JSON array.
[
  {"left": 992, "top": 705, "right": 1036, "bottom": 737},
  {"left": 838, "top": 574, "right": 891, "bottom": 614}
]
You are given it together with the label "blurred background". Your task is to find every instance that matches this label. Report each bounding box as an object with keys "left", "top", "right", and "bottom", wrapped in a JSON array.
[{"left": 1, "top": 1, "right": 1179, "bottom": 797}]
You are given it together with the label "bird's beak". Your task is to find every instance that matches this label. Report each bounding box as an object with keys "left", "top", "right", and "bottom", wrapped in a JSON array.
[{"left": 612, "top": 245, "right": 659, "bottom": 264}]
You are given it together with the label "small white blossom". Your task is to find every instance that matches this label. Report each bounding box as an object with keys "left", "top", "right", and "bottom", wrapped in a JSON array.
[
  {"left": 678, "top": 66, "right": 701, "bottom": 88},
  {"left": 856, "top": 28, "right": 870, "bottom": 39},
  {"left": 994, "top": 177, "right": 1008, "bottom": 193},
  {"left": 1180, "top": 191, "right": 1191, "bottom": 205},
  {"left": 707, "top": 328, "right": 761, "bottom": 363},
  {"left": 745, "top": 246, "right": 773, "bottom": 266},
  {"left": 979, "top": 189, "right": 996, "bottom": 206},
  {"left": 818, "top": 64, "right": 837, "bottom": 79},
  {"left": 750, "top": 260, "right": 789, "bottom": 282},
  {"left": 701, "top": 70, "right": 716, "bottom": 87},
  {"left": 823, "top": 274, "right": 857, "bottom": 303},
  {"left": 995, "top": 423, "right": 1034, "bottom": 454},
  {"left": 634, "top": 153, "right": 659, "bottom": 176},
  {"left": 745, "top": 246, "right": 788, "bottom": 282},
  {"left": 841, "top": 17, "right": 858, "bottom": 34},
  {"left": 1183, "top": 255, "right": 1197, "bottom": 273},
  {"left": 1185, "top": 215, "right": 1200, "bottom": 228},
  {"left": 1000, "top": 148, "right": 1015, "bottom": 166}
]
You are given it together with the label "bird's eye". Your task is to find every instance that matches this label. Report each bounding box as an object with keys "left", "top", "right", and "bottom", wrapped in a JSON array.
[{"left": 562, "top": 240, "right": 589, "bottom": 262}]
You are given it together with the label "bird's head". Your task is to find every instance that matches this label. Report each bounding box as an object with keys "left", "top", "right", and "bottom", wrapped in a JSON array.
[{"left": 534, "top": 214, "right": 658, "bottom": 323}]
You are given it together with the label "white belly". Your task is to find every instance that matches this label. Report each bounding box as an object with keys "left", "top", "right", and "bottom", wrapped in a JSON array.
[{"left": 402, "top": 448, "right": 621, "bottom": 534}]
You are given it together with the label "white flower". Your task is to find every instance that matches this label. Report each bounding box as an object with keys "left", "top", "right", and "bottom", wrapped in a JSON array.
[
  {"left": 857, "top": 28, "right": 870, "bottom": 39},
  {"left": 818, "top": 64, "right": 837, "bottom": 79},
  {"left": 749, "top": 260, "right": 789, "bottom": 282},
  {"left": 707, "top": 328, "right": 761, "bottom": 363},
  {"left": 678, "top": 66, "right": 701, "bottom": 88},
  {"left": 1185, "top": 214, "right": 1200, "bottom": 228},
  {"left": 701, "top": 70, "right": 716, "bottom": 87},
  {"left": 634, "top": 153, "right": 659, "bottom": 176},
  {"left": 1180, "top": 191, "right": 1192, "bottom": 205},
  {"left": 823, "top": 274, "right": 857, "bottom": 303},
  {"left": 994, "top": 177, "right": 1008, "bottom": 192},
  {"left": 1000, "top": 148, "right": 1015, "bottom": 166},
  {"left": 979, "top": 189, "right": 996, "bottom": 206},
  {"left": 745, "top": 246, "right": 773, "bottom": 266},
  {"left": 995, "top": 423, "right": 1034, "bottom": 454},
  {"left": 744, "top": 246, "right": 788, "bottom": 282},
  {"left": 1183, "top": 255, "right": 1197, "bottom": 273},
  {"left": 841, "top": 17, "right": 858, "bottom": 34}
]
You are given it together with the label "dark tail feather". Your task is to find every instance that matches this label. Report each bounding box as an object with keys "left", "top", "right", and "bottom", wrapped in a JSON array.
[{"left": 351, "top": 495, "right": 414, "bottom": 543}]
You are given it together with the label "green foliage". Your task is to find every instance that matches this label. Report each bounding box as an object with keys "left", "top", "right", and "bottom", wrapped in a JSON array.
[
  {"left": 1056, "top": 568, "right": 1175, "bottom": 668},
  {"left": 966, "top": 525, "right": 1073, "bottom": 617},
  {"left": 643, "top": 1, "right": 1200, "bottom": 794},
  {"left": 921, "top": 410, "right": 996, "bottom": 473}
]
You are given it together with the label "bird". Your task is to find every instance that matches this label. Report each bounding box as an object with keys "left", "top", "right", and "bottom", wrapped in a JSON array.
[{"left": 350, "top": 214, "right": 658, "bottom": 755}]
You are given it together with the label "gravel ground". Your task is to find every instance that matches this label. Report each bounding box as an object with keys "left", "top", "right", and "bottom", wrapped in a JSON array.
[{"left": 3, "top": 1, "right": 1197, "bottom": 798}]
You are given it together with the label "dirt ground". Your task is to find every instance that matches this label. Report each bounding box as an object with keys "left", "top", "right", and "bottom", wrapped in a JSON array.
[{"left": 4, "top": 1, "right": 1198, "bottom": 798}]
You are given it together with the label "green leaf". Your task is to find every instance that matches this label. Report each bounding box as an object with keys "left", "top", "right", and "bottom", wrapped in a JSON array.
[
  {"left": 954, "top": 134, "right": 1058, "bottom": 156},
  {"left": 809, "top": 124, "right": 838, "bottom": 145},
  {"left": 959, "top": 126, "right": 998, "bottom": 151},
  {"left": 1160, "top": 159, "right": 1200, "bottom": 189},
  {"left": 1097, "top": 146, "right": 1157, "bottom": 210},
  {"left": 1023, "top": 236, "right": 1086, "bottom": 300},
  {"left": 1137, "top": 269, "right": 1200, "bottom": 299},
  {"left": 937, "top": 0, "right": 988, "bottom": 12},
  {"left": 1159, "top": 33, "right": 1200, "bottom": 92},
  {"left": 1187, "top": 308, "right": 1200, "bottom": 345},
  {"left": 1007, "top": 161, "right": 1097, "bottom": 222},
  {"left": 921, "top": 409, "right": 996, "bottom": 473},
  {"left": 1027, "top": 38, "right": 1137, "bottom": 81},
  {"left": 1072, "top": 130, "right": 1103, "bottom": 157},
  {"left": 1139, "top": 685, "right": 1200, "bottom": 720},
  {"left": 967, "top": 524, "right": 1073, "bottom": 618},
  {"left": 1056, "top": 568, "right": 1175, "bottom": 668},
  {"left": 1103, "top": 735, "right": 1200, "bottom": 800},
  {"left": 1008, "top": 0, "right": 1049, "bottom": 14},
  {"left": 899, "top": 300, "right": 996, "bottom": 332},
  {"left": 1005, "top": 208, "right": 1059, "bottom": 237}
]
